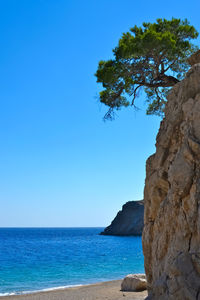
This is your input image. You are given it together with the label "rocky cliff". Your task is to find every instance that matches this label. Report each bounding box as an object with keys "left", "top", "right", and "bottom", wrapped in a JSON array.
[
  {"left": 101, "top": 200, "right": 144, "bottom": 236},
  {"left": 143, "top": 52, "right": 200, "bottom": 300}
]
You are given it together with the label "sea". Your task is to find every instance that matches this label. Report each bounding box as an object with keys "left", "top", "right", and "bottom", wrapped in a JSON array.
[{"left": 0, "top": 227, "right": 144, "bottom": 296}]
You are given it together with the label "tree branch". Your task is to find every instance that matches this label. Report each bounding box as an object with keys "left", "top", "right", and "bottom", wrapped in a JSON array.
[
  {"left": 131, "top": 85, "right": 142, "bottom": 105},
  {"left": 164, "top": 59, "right": 177, "bottom": 73},
  {"left": 134, "top": 74, "right": 179, "bottom": 88}
]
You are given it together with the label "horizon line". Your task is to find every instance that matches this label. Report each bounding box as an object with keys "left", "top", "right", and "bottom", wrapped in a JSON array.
[{"left": 0, "top": 226, "right": 106, "bottom": 228}]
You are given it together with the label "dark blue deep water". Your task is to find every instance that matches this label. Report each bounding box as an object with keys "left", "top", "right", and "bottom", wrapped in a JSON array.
[{"left": 0, "top": 228, "right": 144, "bottom": 295}]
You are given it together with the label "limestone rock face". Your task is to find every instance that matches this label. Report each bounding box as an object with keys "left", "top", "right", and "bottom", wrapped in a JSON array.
[
  {"left": 121, "top": 274, "right": 147, "bottom": 292},
  {"left": 142, "top": 63, "right": 200, "bottom": 299},
  {"left": 100, "top": 200, "right": 144, "bottom": 236},
  {"left": 187, "top": 49, "right": 200, "bottom": 66}
]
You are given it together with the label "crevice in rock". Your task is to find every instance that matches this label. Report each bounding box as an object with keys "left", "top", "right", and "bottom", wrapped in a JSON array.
[
  {"left": 188, "top": 233, "right": 192, "bottom": 252},
  {"left": 182, "top": 207, "right": 187, "bottom": 221},
  {"left": 196, "top": 288, "right": 200, "bottom": 300}
]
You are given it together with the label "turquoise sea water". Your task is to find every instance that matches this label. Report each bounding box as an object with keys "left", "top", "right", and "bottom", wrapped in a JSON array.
[{"left": 0, "top": 228, "right": 144, "bottom": 296}]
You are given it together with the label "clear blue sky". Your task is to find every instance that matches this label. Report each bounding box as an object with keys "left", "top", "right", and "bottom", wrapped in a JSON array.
[{"left": 0, "top": 0, "right": 199, "bottom": 227}]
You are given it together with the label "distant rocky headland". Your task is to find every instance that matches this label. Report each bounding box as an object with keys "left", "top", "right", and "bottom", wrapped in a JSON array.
[{"left": 100, "top": 200, "right": 144, "bottom": 236}]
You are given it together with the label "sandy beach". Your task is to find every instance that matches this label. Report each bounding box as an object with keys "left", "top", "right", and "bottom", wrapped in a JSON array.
[{"left": 1, "top": 280, "right": 147, "bottom": 300}]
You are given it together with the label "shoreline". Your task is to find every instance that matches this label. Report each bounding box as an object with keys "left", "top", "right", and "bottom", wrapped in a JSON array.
[
  {"left": 0, "top": 280, "right": 147, "bottom": 300},
  {"left": 0, "top": 284, "right": 84, "bottom": 297}
]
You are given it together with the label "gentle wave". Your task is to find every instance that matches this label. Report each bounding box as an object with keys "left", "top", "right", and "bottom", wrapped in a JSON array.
[
  {"left": 0, "top": 228, "right": 144, "bottom": 296},
  {"left": 0, "top": 284, "right": 83, "bottom": 297}
]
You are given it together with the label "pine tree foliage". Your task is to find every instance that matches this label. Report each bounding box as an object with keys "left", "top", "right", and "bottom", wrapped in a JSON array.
[{"left": 95, "top": 18, "right": 199, "bottom": 119}]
